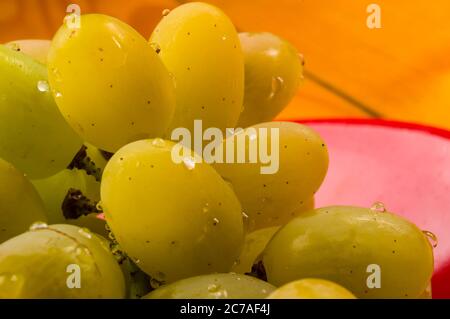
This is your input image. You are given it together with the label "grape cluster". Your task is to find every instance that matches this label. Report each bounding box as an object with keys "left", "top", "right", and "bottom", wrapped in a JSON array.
[{"left": 0, "top": 2, "right": 434, "bottom": 299}]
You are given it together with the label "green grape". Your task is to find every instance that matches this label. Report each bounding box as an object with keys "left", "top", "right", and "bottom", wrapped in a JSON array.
[
  {"left": 0, "top": 158, "right": 48, "bottom": 243},
  {"left": 150, "top": 2, "right": 244, "bottom": 134},
  {"left": 237, "top": 32, "right": 304, "bottom": 127},
  {"left": 231, "top": 226, "right": 279, "bottom": 274},
  {"left": 48, "top": 14, "right": 175, "bottom": 152},
  {"left": 0, "top": 45, "right": 83, "bottom": 179},
  {"left": 32, "top": 168, "right": 100, "bottom": 224},
  {"left": 263, "top": 206, "right": 434, "bottom": 298},
  {"left": 0, "top": 224, "right": 125, "bottom": 298},
  {"left": 213, "top": 122, "right": 328, "bottom": 231},
  {"left": 143, "top": 273, "right": 275, "bottom": 299},
  {"left": 5, "top": 39, "right": 51, "bottom": 64},
  {"left": 101, "top": 139, "right": 244, "bottom": 284},
  {"left": 268, "top": 278, "right": 356, "bottom": 299}
]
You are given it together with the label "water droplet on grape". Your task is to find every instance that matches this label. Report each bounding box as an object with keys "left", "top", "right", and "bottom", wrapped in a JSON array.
[
  {"left": 208, "top": 284, "right": 220, "bottom": 292},
  {"left": 422, "top": 230, "right": 438, "bottom": 248},
  {"left": 29, "top": 221, "right": 48, "bottom": 231},
  {"left": 370, "top": 201, "right": 386, "bottom": 212},
  {"left": 78, "top": 228, "right": 92, "bottom": 239},
  {"left": 96, "top": 202, "right": 103, "bottom": 211},
  {"left": 162, "top": 9, "right": 171, "bottom": 16},
  {"left": 212, "top": 217, "right": 220, "bottom": 225},
  {"left": 242, "top": 212, "right": 249, "bottom": 219},
  {"left": 0, "top": 273, "right": 24, "bottom": 297},
  {"left": 268, "top": 76, "right": 284, "bottom": 100},
  {"left": 222, "top": 36, "right": 228, "bottom": 41},
  {"left": 108, "top": 231, "right": 116, "bottom": 241},
  {"left": 152, "top": 138, "right": 166, "bottom": 148},
  {"left": 37, "top": 80, "right": 49, "bottom": 92},
  {"left": 55, "top": 91, "right": 62, "bottom": 98},
  {"left": 150, "top": 278, "right": 162, "bottom": 289},
  {"left": 298, "top": 53, "right": 305, "bottom": 66},
  {"left": 183, "top": 156, "right": 196, "bottom": 170},
  {"left": 7, "top": 42, "right": 20, "bottom": 51}
]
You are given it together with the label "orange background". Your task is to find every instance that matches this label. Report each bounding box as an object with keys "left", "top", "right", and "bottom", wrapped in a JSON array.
[{"left": 1, "top": 0, "right": 449, "bottom": 129}]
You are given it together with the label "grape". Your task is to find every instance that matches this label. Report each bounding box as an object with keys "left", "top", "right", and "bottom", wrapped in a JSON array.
[
  {"left": 263, "top": 206, "right": 434, "bottom": 298},
  {"left": 32, "top": 168, "right": 100, "bottom": 224},
  {"left": 231, "top": 226, "right": 279, "bottom": 274},
  {"left": 0, "top": 45, "right": 83, "bottom": 179},
  {"left": 0, "top": 158, "right": 47, "bottom": 243},
  {"left": 143, "top": 273, "right": 275, "bottom": 299},
  {"left": 237, "top": 32, "right": 304, "bottom": 127},
  {"left": 0, "top": 224, "right": 125, "bottom": 298},
  {"left": 5, "top": 39, "right": 51, "bottom": 64},
  {"left": 268, "top": 278, "right": 356, "bottom": 299},
  {"left": 47, "top": 14, "right": 175, "bottom": 152},
  {"left": 213, "top": 122, "right": 328, "bottom": 231},
  {"left": 150, "top": 2, "right": 244, "bottom": 134},
  {"left": 101, "top": 139, "right": 244, "bottom": 284}
]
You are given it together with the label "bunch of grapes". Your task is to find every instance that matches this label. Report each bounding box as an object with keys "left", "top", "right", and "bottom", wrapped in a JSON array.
[{"left": 0, "top": 2, "right": 434, "bottom": 299}]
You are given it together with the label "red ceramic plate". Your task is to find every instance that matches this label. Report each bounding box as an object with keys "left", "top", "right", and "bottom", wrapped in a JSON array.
[{"left": 295, "top": 119, "right": 450, "bottom": 298}]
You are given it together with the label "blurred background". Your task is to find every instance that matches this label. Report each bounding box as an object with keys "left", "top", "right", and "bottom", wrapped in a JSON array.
[{"left": 1, "top": 0, "right": 449, "bottom": 129}]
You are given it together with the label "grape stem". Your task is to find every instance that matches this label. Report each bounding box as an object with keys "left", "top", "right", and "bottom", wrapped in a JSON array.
[
  {"left": 61, "top": 188, "right": 100, "bottom": 219},
  {"left": 68, "top": 145, "right": 102, "bottom": 181}
]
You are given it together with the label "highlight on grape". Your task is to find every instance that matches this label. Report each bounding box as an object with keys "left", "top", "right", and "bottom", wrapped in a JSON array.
[{"left": 170, "top": 120, "right": 280, "bottom": 174}]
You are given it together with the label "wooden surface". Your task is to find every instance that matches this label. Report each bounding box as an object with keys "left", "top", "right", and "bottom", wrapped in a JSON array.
[{"left": 1, "top": 0, "right": 449, "bottom": 129}]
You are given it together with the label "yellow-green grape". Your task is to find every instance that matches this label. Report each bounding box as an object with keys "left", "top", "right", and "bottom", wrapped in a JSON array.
[
  {"left": 143, "top": 273, "right": 275, "bottom": 299},
  {"left": 48, "top": 14, "right": 175, "bottom": 152},
  {"left": 263, "top": 206, "right": 434, "bottom": 298},
  {"left": 268, "top": 278, "right": 356, "bottom": 299},
  {"left": 5, "top": 39, "right": 51, "bottom": 64},
  {"left": 213, "top": 122, "right": 328, "bottom": 231},
  {"left": 232, "top": 226, "right": 279, "bottom": 274},
  {"left": 0, "top": 224, "right": 125, "bottom": 298},
  {"left": 0, "top": 158, "right": 47, "bottom": 243},
  {"left": 150, "top": 2, "right": 244, "bottom": 134},
  {"left": 237, "top": 32, "right": 304, "bottom": 127},
  {"left": 0, "top": 45, "right": 83, "bottom": 179},
  {"left": 32, "top": 168, "right": 100, "bottom": 224},
  {"left": 101, "top": 139, "right": 244, "bottom": 284}
]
